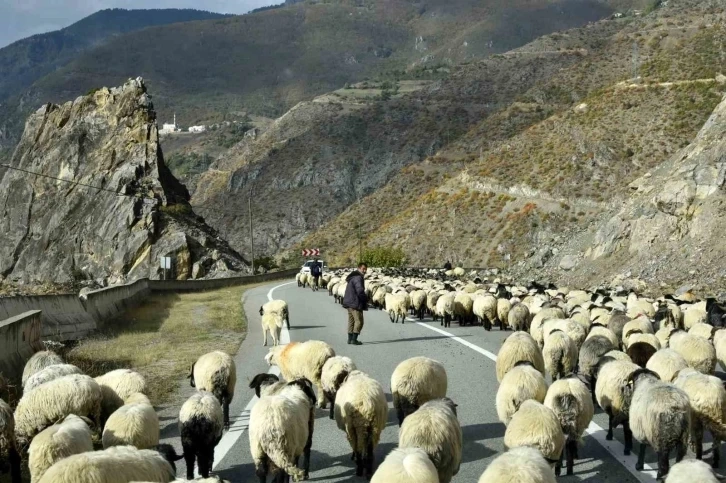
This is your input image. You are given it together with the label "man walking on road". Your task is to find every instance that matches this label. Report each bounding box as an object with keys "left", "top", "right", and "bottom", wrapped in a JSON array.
[
  {"left": 311, "top": 258, "right": 322, "bottom": 290},
  {"left": 343, "top": 262, "right": 368, "bottom": 345}
]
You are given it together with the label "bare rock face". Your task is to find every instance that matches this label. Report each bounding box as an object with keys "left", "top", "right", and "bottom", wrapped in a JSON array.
[{"left": 0, "top": 77, "right": 248, "bottom": 286}]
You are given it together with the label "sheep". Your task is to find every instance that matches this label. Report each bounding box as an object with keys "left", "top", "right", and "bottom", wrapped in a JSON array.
[
  {"left": 570, "top": 311, "right": 591, "bottom": 332},
  {"left": 684, "top": 307, "right": 708, "bottom": 330},
  {"left": 478, "top": 446, "right": 556, "bottom": 483},
  {"left": 259, "top": 299, "right": 290, "bottom": 331},
  {"left": 399, "top": 398, "right": 462, "bottom": 483},
  {"left": 411, "top": 290, "right": 428, "bottom": 320},
  {"left": 473, "top": 295, "right": 498, "bottom": 330},
  {"left": 603, "top": 349, "right": 632, "bottom": 363},
  {"left": 179, "top": 391, "right": 224, "bottom": 480},
  {"left": 391, "top": 356, "right": 448, "bottom": 426},
  {"left": 673, "top": 368, "right": 726, "bottom": 468},
  {"left": 261, "top": 311, "right": 284, "bottom": 347},
  {"left": 24, "top": 364, "right": 82, "bottom": 393},
  {"left": 264, "top": 340, "right": 335, "bottom": 409},
  {"left": 249, "top": 378, "right": 317, "bottom": 482},
  {"left": 333, "top": 370, "right": 388, "bottom": 478},
  {"left": 21, "top": 351, "right": 64, "bottom": 387},
  {"left": 594, "top": 359, "right": 640, "bottom": 454},
  {"left": 503, "top": 400, "right": 564, "bottom": 465},
  {"left": 586, "top": 325, "right": 619, "bottom": 349},
  {"left": 296, "top": 273, "right": 303, "bottom": 287},
  {"left": 320, "top": 356, "right": 357, "bottom": 419},
  {"left": 530, "top": 308, "right": 566, "bottom": 348},
  {"left": 497, "top": 298, "right": 512, "bottom": 330},
  {"left": 427, "top": 291, "right": 442, "bottom": 320},
  {"left": 646, "top": 349, "right": 688, "bottom": 383},
  {"left": 665, "top": 459, "right": 720, "bottom": 483},
  {"left": 189, "top": 351, "right": 237, "bottom": 429},
  {"left": 543, "top": 375, "right": 594, "bottom": 476},
  {"left": 37, "top": 444, "right": 183, "bottom": 483},
  {"left": 608, "top": 312, "right": 630, "bottom": 343},
  {"left": 386, "top": 293, "right": 410, "bottom": 324},
  {"left": 95, "top": 369, "right": 148, "bottom": 424},
  {"left": 542, "top": 329, "right": 577, "bottom": 381},
  {"left": 626, "top": 338, "right": 659, "bottom": 369},
  {"left": 453, "top": 293, "right": 474, "bottom": 326},
  {"left": 102, "top": 393, "right": 159, "bottom": 450},
  {"left": 0, "top": 397, "right": 21, "bottom": 483},
  {"left": 628, "top": 368, "right": 691, "bottom": 479},
  {"left": 436, "top": 293, "right": 456, "bottom": 328},
  {"left": 372, "top": 286, "right": 388, "bottom": 310},
  {"left": 370, "top": 447, "right": 439, "bottom": 483},
  {"left": 496, "top": 361, "right": 547, "bottom": 425},
  {"left": 689, "top": 322, "right": 716, "bottom": 341},
  {"left": 28, "top": 414, "right": 93, "bottom": 482},
  {"left": 507, "top": 303, "right": 531, "bottom": 331},
  {"left": 496, "top": 331, "right": 545, "bottom": 383},
  {"left": 14, "top": 373, "right": 102, "bottom": 450},
  {"left": 715, "top": 329, "right": 726, "bottom": 371},
  {"left": 669, "top": 330, "right": 717, "bottom": 374}
]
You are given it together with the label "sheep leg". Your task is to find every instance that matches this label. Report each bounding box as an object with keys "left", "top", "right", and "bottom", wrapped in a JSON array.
[
  {"left": 329, "top": 401, "right": 335, "bottom": 420},
  {"left": 676, "top": 440, "right": 686, "bottom": 463},
  {"left": 396, "top": 404, "right": 405, "bottom": 427},
  {"left": 224, "top": 397, "right": 231, "bottom": 430},
  {"left": 713, "top": 438, "right": 721, "bottom": 468},
  {"left": 255, "top": 457, "right": 269, "bottom": 483},
  {"left": 355, "top": 451, "right": 364, "bottom": 477},
  {"left": 317, "top": 383, "right": 328, "bottom": 409},
  {"left": 365, "top": 436, "right": 375, "bottom": 478},
  {"left": 635, "top": 441, "right": 646, "bottom": 471},
  {"left": 623, "top": 420, "right": 633, "bottom": 455},
  {"left": 286, "top": 315, "right": 290, "bottom": 331},
  {"left": 656, "top": 450, "right": 670, "bottom": 480},
  {"left": 9, "top": 446, "right": 21, "bottom": 483},
  {"left": 184, "top": 447, "right": 197, "bottom": 480},
  {"left": 566, "top": 439, "right": 576, "bottom": 476},
  {"left": 693, "top": 420, "right": 704, "bottom": 460},
  {"left": 302, "top": 408, "right": 314, "bottom": 479},
  {"left": 199, "top": 448, "right": 213, "bottom": 478},
  {"left": 555, "top": 451, "right": 563, "bottom": 477},
  {"left": 606, "top": 412, "right": 614, "bottom": 441},
  {"left": 263, "top": 329, "right": 268, "bottom": 346}
]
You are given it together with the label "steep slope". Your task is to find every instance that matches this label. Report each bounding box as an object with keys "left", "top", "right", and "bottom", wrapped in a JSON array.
[{"left": 0, "top": 78, "right": 248, "bottom": 291}]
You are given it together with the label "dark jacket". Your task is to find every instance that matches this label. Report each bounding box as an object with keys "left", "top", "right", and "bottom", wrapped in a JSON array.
[
  {"left": 343, "top": 270, "right": 368, "bottom": 311},
  {"left": 443, "top": 261, "right": 452, "bottom": 270}
]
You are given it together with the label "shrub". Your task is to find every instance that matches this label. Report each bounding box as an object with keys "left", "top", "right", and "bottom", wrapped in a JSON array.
[{"left": 361, "top": 246, "right": 406, "bottom": 267}]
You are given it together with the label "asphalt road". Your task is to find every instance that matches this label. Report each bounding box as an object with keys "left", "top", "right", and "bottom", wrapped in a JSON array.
[{"left": 170, "top": 279, "right": 717, "bottom": 483}]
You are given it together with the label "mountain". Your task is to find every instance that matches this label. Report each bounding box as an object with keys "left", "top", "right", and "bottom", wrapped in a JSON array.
[{"left": 0, "top": 78, "right": 248, "bottom": 292}]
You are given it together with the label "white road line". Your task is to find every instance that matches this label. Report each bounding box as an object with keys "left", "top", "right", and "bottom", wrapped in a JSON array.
[
  {"left": 410, "top": 318, "right": 658, "bottom": 482},
  {"left": 212, "top": 280, "right": 296, "bottom": 471}
]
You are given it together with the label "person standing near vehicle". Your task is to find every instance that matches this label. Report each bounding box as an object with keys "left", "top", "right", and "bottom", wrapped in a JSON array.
[
  {"left": 343, "top": 263, "right": 368, "bottom": 345},
  {"left": 311, "top": 258, "right": 322, "bottom": 290}
]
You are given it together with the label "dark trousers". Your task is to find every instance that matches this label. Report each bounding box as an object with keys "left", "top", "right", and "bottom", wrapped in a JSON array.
[{"left": 347, "top": 309, "right": 364, "bottom": 334}]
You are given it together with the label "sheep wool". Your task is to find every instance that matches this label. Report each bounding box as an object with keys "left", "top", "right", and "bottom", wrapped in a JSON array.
[
  {"left": 715, "top": 329, "right": 726, "bottom": 372},
  {"left": 179, "top": 391, "right": 224, "bottom": 480},
  {"left": 102, "top": 394, "right": 159, "bottom": 450},
  {"left": 507, "top": 303, "right": 530, "bottom": 331},
  {"left": 664, "top": 459, "right": 719, "bottom": 483},
  {"left": 497, "top": 299, "right": 512, "bottom": 330},
  {"left": 669, "top": 331, "right": 717, "bottom": 374},
  {"left": 191, "top": 351, "right": 237, "bottom": 428},
  {"left": 391, "top": 356, "right": 448, "bottom": 426},
  {"left": 95, "top": 369, "right": 148, "bottom": 402},
  {"left": 371, "top": 447, "right": 439, "bottom": 483},
  {"left": 473, "top": 295, "right": 497, "bottom": 330},
  {"left": 261, "top": 311, "right": 284, "bottom": 346},
  {"left": 594, "top": 359, "right": 640, "bottom": 448},
  {"left": 689, "top": 322, "right": 716, "bottom": 341},
  {"left": 321, "top": 356, "right": 357, "bottom": 419},
  {"left": 24, "top": 364, "right": 82, "bottom": 393},
  {"left": 477, "top": 447, "right": 556, "bottom": 483},
  {"left": 22, "top": 351, "right": 64, "bottom": 387},
  {"left": 496, "top": 363, "right": 548, "bottom": 425},
  {"left": 646, "top": 349, "right": 688, "bottom": 383},
  {"left": 399, "top": 398, "right": 463, "bottom": 483},
  {"left": 29, "top": 414, "right": 93, "bottom": 482},
  {"left": 37, "top": 445, "right": 176, "bottom": 483},
  {"left": 0, "top": 397, "right": 21, "bottom": 483},
  {"left": 542, "top": 330, "right": 577, "bottom": 381},
  {"left": 260, "top": 299, "right": 290, "bottom": 330},
  {"left": 496, "top": 332, "right": 545, "bottom": 383},
  {"left": 504, "top": 399, "right": 564, "bottom": 462},
  {"left": 586, "top": 326, "right": 619, "bottom": 349}
]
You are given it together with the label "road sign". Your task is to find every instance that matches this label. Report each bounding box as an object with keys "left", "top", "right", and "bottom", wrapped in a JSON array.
[{"left": 301, "top": 248, "right": 320, "bottom": 257}]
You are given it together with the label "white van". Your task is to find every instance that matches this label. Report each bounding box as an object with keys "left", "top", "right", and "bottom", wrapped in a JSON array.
[{"left": 300, "top": 259, "right": 326, "bottom": 274}]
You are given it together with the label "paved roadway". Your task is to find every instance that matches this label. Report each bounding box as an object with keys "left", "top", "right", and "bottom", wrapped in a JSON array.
[{"left": 168, "top": 278, "right": 718, "bottom": 483}]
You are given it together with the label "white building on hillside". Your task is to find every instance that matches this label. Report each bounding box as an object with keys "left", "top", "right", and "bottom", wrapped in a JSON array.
[
  {"left": 188, "top": 125, "right": 207, "bottom": 133},
  {"left": 159, "top": 113, "right": 180, "bottom": 134}
]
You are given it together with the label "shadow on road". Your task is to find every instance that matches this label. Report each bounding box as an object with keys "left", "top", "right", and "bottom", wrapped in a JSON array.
[
  {"left": 361, "top": 335, "right": 471, "bottom": 345},
  {"left": 290, "top": 325, "right": 327, "bottom": 330}
]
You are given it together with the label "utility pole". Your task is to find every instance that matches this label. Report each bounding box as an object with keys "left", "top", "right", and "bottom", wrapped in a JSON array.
[
  {"left": 248, "top": 195, "right": 255, "bottom": 274},
  {"left": 632, "top": 41, "right": 640, "bottom": 82}
]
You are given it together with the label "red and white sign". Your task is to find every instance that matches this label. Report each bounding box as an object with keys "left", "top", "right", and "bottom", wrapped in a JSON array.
[{"left": 302, "top": 248, "right": 320, "bottom": 257}]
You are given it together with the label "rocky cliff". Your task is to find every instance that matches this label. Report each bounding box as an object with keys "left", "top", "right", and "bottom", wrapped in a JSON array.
[{"left": 0, "top": 78, "right": 248, "bottom": 289}]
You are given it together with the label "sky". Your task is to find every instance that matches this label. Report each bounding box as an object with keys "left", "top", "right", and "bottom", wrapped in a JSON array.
[{"left": 0, "top": 0, "right": 277, "bottom": 48}]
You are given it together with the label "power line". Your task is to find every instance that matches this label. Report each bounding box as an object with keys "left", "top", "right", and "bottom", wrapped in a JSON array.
[{"left": 0, "top": 163, "right": 157, "bottom": 203}]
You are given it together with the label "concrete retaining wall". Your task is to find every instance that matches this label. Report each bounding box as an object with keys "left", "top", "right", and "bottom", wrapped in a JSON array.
[{"left": 0, "top": 311, "right": 43, "bottom": 388}]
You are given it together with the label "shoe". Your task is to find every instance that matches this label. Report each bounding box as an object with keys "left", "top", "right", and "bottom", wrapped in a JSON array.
[
  {"left": 351, "top": 333, "right": 362, "bottom": 345},
  {"left": 347, "top": 333, "right": 353, "bottom": 345}
]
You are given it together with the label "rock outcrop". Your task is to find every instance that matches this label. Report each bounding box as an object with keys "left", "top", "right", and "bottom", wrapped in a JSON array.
[{"left": 0, "top": 77, "right": 248, "bottom": 287}]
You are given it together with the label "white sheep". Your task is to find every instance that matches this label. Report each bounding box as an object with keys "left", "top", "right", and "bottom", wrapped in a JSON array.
[
  {"left": 391, "top": 356, "right": 447, "bottom": 426},
  {"left": 14, "top": 373, "right": 102, "bottom": 449},
  {"left": 261, "top": 311, "right": 284, "bottom": 346},
  {"left": 715, "top": 329, "right": 726, "bottom": 371},
  {"left": 689, "top": 322, "right": 716, "bottom": 341},
  {"left": 497, "top": 298, "right": 513, "bottom": 331},
  {"left": 477, "top": 446, "right": 556, "bottom": 483},
  {"left": 473, "top": 295, "right": 498, "bottom": 330},
  {"left": 371, "top": 447, "right": 439, "bottom": 483},
  {"left": 334, "top": 370, "right": 388, "bottom": 478},
  {"left": 24, "top": 364, "right": 82, "bottom": 393},
  {"left": 399, "top": 398, "right": 462, "bottom": 483},
  {"left": 530, "top": 307, "right": 566, "bottom": 348},
  {"left": 586, "top": 325, "right": 619, "bottom": 349},
  {"left": 259, "top": 299, "right": 290, "bottom": 330},
  {"left": 496, "top": 331, "right": 545, "bottom": 383},
  {"left": 0, "top": 397, "right": 21, "bottom": 483},
  {"left": 646, "top": 349, "right": 688, "bottom": 383},
  {"left": 102, "top": 393, "right": 159, "bottom": 450},
  {"left": 29, "top": 414, "right": 93, "bottom": 482},
  {"left": 427, "top": 291, "right": 442, "bottom": 320},
  {"left": 320, "top": 356, "right": 357, "bottom": 419},
  {"left": 595, "top": 359, "right": 640, "bottom": 454},
  {"left": 504, "top": 399, "right": 564, "bottom": 465},
  {"left": 179, "top": 391, "right": 224, "bottom": 480},
  {"left": 189, "top": 351, "right": 237, "bottom": 429},
  {"left": 496, "top": 362, "right": 547, "bottom": 425},
  {"left": 665, "top": 459, "right": 719, "bottom": 483},
  {"left": 543, "top": 375, "right": 594, "bottom": 476},
  {"left": 507, "top": 303, "right": 531, "bottom": 331},
  {"left": 22, "top": 351, "right": 63, "bottom": 387},
  {"left": 669, "top": 330, "right": 717, "bottom": 374},
  {"left": 386, "top": 293, "right": 410, "bottom": 324},
  {"left": 264, "top": 340, "right": 335, "bottom": 409},
  {"left": 411, "top": 290, "right": 428, "bottom": 320},
  {"left": 542, "top": 318, "right": 587, "bottom": 351},
  {"left": 95, "top": 369, "right": 147, "bottom": 424},
  {"left": 626, "top": 338, "right": 660, "bottom": 368},
  {"left": 542, "top": 329, "right": 577, "bottom": 381},
  {"left": 453, "top": 293, "right": 475, "bottom": 325},
  {"left": 37, "top": 444, "right": 183, "bottom": 483},
  {"left": 435, "top": 293, "right": 456, "bottom": 328}
]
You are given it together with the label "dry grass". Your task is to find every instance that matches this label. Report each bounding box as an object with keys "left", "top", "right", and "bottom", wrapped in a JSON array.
[{"left": 64, "top": 283, "right": 262, "bottom": 404}]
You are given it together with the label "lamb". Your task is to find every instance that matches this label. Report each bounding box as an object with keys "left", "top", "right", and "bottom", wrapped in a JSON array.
[
  {"left": 189, "top": 351, "right": 237, "bottom": 429},
  {"left": 391, "top": 356, "right": 448, "bottom": 426},
  {"left": 24, "top": 364, "right": 82, "bottom": 393},
  {"left": 370, "top": 447, "right": 439, "bottom": 483},
  {"left": 646, "top": 349, "right": 688, "bottom": 383},
  {"left": 14, "top": 373, "right": 102, "bottom": 449},
  {"left": 543, "top": 375, "right": 594, "bottom": 476},
  {"left": 507, "top": 303, "right": 531, "bottom": 331},
  {"left": 628, "top": 368, "right": 690, "bottom": 479},
  {"left": 102, "top": 393, "right": 159, "bottom": 450},
  {"left": 37, "top": 444, "right": 183, "bottom": 483},
  {"left": 333, "top": 370, "right": 388, "bottom": 478},
  {"left": 594, "top": 359, "right": 640, "bottom": 454},
  {"left": 496, "top": 361, "right": 547, "bottom": 425},
  {"left": 399, "top": 398, "right": 463, "bottom": 483},
  {"left": 496, "top": 331, "right": 545, "bottom": 383},
  {"left": 473, "top": 295, "right": 498, "bottom": 330},
  {"left": 672, "top": 368, "right": 726, "bottom": 468},
  {"left": 0, "top": 398, "right": 21, "bottom": 483},
  {"left": 669, "top": 330, "right": 717, "bottom": 374},
  {"left": 320, "top": 356, "right": 357, "bottom": 419},
  {"left": 261, "top": 311, "right": 284, "bottom": 346},
  {"left": 477, "top": 446, "right": 556, "bottom": 483},
  {"left": 503, "top": 399, "right": 564, "bottom": 465},
  {"left": 664, "top": 459, "right": 720, "bottom": 483},
  {"left": 179, "top": 391, "right": 224, "bottom": 480},
  {"left": 542, "top": 329, "right": 577, "bottom": 381},
  {"left": 259, "top": 299, "right": 290, "bottom": 330},
  {"left": 21, "top": 351, "right": 64, "bottom": 387},
  {"left": 264, "top": 340, "right": 335, "bottom": 409},
  {"left": 28, "top": 414, "right": 93, "bottom": 482},
  {"left": 249, "top": 379, "right": 317, "bottom": 482}
]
